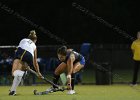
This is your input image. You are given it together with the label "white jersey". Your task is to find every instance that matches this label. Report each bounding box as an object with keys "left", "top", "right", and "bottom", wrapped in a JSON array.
[{"left": 18, "top": 38, "right": 36, "bottom": 57}]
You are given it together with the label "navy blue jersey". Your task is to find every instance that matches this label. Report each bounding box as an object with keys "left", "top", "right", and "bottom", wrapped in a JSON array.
[{"left": 64, "top": 50, "right": 85, "bottom": 65}]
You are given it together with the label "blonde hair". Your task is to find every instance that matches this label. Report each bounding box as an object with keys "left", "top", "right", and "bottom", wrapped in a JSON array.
[{"left": 28, "top": 30, "right": 37, "bottom": 41}]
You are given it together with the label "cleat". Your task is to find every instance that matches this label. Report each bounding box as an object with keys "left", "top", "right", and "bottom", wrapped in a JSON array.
[
  {"left": 67, "top": 90, "right": 76, "bottom": 95},
  {"left": 130, "top": 84, "right": 138, "bottom": 87},
  {"left": 9, "top": 91, "right": 16, "bottom": 96}
]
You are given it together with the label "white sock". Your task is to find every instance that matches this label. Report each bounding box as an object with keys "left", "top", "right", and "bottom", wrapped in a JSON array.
[
  {"left": 10, "top": 70, "right": 24, "bottom": 92},
  {"left": 10, "top": 76, "right": 22, "bottom": 92}
]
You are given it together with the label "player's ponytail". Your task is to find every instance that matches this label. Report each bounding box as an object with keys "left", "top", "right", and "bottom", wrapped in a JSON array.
[
  {"left": 28, "top": 30, "right": 37, "bottom": 41},
  {"left": 57, "top": 46, "right": 67, "bottom": 56}
]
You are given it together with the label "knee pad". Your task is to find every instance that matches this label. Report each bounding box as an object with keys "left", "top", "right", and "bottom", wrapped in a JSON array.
[{"left": 13, "top": 70, "right": 25, "bottom": 77}]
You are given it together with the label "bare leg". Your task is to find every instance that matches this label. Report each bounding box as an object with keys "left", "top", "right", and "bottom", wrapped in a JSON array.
[
  {"left": 9, "top": 59, "right": 25, "bottom": 95},
  {"left": 71, "top": 62, "right": 84, "bottom": 90},
  {"left": 53, "top": 62, "right": 67, "bottom": 88}
]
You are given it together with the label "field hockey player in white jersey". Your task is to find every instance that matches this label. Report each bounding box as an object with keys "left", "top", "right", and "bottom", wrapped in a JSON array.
[{"left": 9, "top": 30, "right": 43, "bottom": 95}]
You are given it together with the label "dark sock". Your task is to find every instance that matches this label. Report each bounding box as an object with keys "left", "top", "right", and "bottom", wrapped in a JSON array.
[
  {"left": 53, "top": 74, "right": 60, "bottom": 88},
  {"left": 71, "top": 73, "right": 75, "bottom": 90}
]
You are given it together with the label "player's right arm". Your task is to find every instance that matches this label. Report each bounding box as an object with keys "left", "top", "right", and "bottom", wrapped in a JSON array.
[{"left": 66, "top": 52, "right": 75, "bottom": 89}]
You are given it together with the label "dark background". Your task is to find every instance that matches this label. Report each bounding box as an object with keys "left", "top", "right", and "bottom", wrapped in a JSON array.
[
  {"left": 0, "top": 0, "right": 139, "bottom": 85},
  {"left": 0, "top": 0, "right": 139, "bottom": 45}
]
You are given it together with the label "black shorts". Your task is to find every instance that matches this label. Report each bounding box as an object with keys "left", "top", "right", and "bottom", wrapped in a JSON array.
[{"left": 14, "top": 47, "right": 33, "bottom": 67}]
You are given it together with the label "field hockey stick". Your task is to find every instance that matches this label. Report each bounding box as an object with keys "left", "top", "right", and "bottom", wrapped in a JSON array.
[
  {"left": 27, "top": 67, "right": 59, "bottom": 88},
  {"left": 34, "top": 87, "right": 68, "bottom": 95}
]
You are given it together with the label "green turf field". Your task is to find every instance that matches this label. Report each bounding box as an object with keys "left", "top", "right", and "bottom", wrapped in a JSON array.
[{"left": 0, "top": 85, "right": 140, "bottom": 100}]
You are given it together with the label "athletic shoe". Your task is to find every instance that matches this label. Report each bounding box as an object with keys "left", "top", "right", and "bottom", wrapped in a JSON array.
[
  {"left": 72, "top": 90, "right": 76, "bottom": 94},
  {"left": 130, "top": 83, "right": 138, "bottom": 87},
  {"left": 67, "top": 90, "right": 76, "bottom": 95},
  {"left": 9, "top": 91, "right": 16, "bottom": 96}
]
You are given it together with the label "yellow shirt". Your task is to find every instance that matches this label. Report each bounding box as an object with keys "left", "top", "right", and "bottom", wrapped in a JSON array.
[{"left": 131, "top": 39, "right": 140, "bottom": 61}]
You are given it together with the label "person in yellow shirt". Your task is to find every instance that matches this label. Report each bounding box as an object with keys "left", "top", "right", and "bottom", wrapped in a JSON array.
[{"left": 131, "top": 31, "right": 140, "bottom": 86}]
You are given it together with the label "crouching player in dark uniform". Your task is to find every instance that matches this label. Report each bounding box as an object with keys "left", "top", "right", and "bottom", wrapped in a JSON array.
[{"left": 50, "top": 46, "right": 85, "bottom": 94}]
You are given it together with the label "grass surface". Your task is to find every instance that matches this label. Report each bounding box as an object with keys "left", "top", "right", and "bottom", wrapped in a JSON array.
[{"left": 0, "top": 85, "right": 140, "bottom": 100}]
